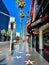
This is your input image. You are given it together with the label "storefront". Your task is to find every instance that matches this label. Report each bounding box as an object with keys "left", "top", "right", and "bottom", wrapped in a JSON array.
[
  {"left": 27, "top": 0, "right": 49, "bottom": 53},
  {"left": 27, "top": 16, "right": 49, "bottom": 50}
]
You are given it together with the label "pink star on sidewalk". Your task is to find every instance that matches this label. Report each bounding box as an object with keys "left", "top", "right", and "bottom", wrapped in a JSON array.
[
  {"left": 25, "top": 60, "right": 35, "bottom": 65},
  {"left": 26, "top": 53, "right": 31, "bottom": 56},
  {"left": 16, "top": 56, "right": 22, "bottom": 59}
]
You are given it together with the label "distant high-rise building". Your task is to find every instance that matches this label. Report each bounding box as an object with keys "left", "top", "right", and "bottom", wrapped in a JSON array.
[{"left": 0, "top": 0, "right": 9, "bottom": 31}]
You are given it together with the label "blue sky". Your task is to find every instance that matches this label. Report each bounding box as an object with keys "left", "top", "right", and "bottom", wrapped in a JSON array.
[{"left": 2, "top": 0, "right": 31, "bottom": 33}]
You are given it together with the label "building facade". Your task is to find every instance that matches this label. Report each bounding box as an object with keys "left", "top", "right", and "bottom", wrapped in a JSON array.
[{"left": 0, "top": 0, "right": 9, "bottom": 31}]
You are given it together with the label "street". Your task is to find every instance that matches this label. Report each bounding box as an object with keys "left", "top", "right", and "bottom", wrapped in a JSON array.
[
  {"left": 0, "top": 41, "right": 10, "bottom": 52},
  {"left": 0, "top": 0, "right": 49, "bottom": 65}
]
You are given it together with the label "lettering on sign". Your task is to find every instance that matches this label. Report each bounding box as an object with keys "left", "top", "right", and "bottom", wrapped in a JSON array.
[{"left": 31, "top": 19, "right": 41, "bottom": 27}]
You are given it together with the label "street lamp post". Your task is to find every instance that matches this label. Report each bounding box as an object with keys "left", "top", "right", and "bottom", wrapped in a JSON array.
[{"left": 10, "top": 17, "right": 15, "bottom": 52}]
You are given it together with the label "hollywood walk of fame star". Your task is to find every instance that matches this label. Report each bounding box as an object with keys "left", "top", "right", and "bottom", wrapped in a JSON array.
[
  {"left": 25, "top": 60, "right": 35, "bottom": 65},
  {"left": 26, "top": 53, "right": 31, "bottom": 56},
  {"left": 16, "top": 56, "right": 22, "bottom": 59}
]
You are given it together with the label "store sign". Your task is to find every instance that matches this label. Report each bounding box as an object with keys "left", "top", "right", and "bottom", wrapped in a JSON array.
[
  {"left": 31, "top": 19, "right": 41, "bottom": 27},
  {"left": 27, "top": 15, "right": 47, "bottom": 29}
]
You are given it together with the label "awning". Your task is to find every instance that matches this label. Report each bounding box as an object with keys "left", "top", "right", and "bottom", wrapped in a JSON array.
[{"left": 27, "top": 15, "right": 48, "bottom": 29}]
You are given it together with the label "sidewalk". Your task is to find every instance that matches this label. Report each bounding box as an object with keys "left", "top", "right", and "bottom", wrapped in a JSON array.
[
  {"left": 0, "top": 42, "right": 49, "bottom": 65},
  {"left": 0, "top": 42, "right": 19, "bottom": 64},
  {"left": 0, "top": 41, "right": 10, "bottom": 52},
  {"left": 0, "top": 41, "right": 10, "bottom": 44}
]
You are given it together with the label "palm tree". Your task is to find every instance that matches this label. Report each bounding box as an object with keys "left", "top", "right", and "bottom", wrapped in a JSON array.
[
  {"left": 1, "top": 29, "right": 6, "bottom": 35},
  {"left": 7, "top": 30, "right": 11, "bottom": 36},
  {"left": 19, "top": 11, "right": 25, "bottom": 18},
  {"left": 1, "top": 29, "right": 6, "bottom": 41},
  {"left": 17, "top": 0, "right": 25, "bottom": 38},
  {"left": 17, "top": 0, "right": 25, "bottom": 9},
  {"left": 6, "top": 30, "right": 11, "bottom": 41}
]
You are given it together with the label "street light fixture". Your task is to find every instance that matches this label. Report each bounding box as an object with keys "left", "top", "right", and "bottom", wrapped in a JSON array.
[{"left": 33, "top": 30, "right": 39, "bottom": 35}]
